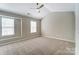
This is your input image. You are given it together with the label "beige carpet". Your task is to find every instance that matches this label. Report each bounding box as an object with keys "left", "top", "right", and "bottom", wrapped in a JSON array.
[{"left": 0, "top": 37, "right": 75, "bottom": 55}]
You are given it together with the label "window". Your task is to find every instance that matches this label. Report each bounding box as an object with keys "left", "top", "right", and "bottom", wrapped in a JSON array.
[
  {"left": 2, "top": 17, "right": 14, "bottom": 36},
  {"left": 30, "top": 21, "right": 37, "bottom": 33},
  {"left": 0, "top": 16, "right": 21, "bottom": 40}
]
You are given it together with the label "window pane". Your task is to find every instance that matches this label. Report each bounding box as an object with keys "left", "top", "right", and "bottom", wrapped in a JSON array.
[
  {"left": 2, "top": 28, "right": 14, "bottom": 36},
  {"left": 2, "top": 17, "right": 14, "bottom": 36},
  {"left": 30, "top": 21, "right": 37, "bottom": 33},
  {"left": 2, "top": 17, "right": 14, "bottom": 27}
]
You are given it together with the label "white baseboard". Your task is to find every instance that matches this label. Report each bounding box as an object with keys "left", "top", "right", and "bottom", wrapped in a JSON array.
[
  {"left": 0, "top": 35, "right": 41, "bottom": 46},
  {"left": 43, "top": 36, "right": 75, "bottom": 43}
]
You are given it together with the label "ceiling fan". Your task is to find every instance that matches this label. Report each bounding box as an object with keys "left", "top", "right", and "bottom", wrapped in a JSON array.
[
  {"left": 30, "top": 3, "right": 44, "bottom": 13},
  {"left": 36, "top": 3, "right": 44, "bottom": 9}
]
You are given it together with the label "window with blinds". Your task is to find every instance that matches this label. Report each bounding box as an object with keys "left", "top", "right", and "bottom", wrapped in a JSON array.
[
  {"left": 2, "top": 17, "right": 15, "bottom": 36},
  {"left": 0, "top": 16, "right": 21, "bottom": 39},
  {"left": 30, "top": 21, "right": 37, "bottom": 33}
]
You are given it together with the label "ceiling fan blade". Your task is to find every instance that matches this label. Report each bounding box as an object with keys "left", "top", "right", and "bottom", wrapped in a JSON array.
[
  {"left": 30, "top": 3, "right": 44, "bottom": 10},
  {"left": 37, "top": 4, "right": 44, "bottom": 9}
]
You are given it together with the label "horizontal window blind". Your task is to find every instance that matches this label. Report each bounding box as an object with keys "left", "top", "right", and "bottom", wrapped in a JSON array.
[
  {"left": 0, "top": 16, "right": 21, "bottom": 39},
  {"left": 30, "top": 21, "right": 37, "bottom": 33},
  {"left": 2, "top": 17, "right": 15, "bottom": 36}
]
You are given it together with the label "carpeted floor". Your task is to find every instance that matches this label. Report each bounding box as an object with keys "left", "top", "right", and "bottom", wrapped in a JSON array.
[{"left": 0, "top": 37, "right": 75, "bottom": 55}]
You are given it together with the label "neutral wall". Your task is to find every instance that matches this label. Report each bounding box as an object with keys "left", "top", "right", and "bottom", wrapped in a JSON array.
[
  {"left": 22, "top": 17, "right": 41, "bottom": 39},
  {"left": 41, "top": 12, "right": 75, "bottom": 42},
  {"left": 75, "top": 4, "right": 79, "bottom": 55},
  {"left": 0, "top": 11, "right": 41, "bottom": 45}
]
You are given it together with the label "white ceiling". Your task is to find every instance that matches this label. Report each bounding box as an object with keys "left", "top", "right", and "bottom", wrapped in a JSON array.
[{"left": 0, "top": 3, "right": 75, "bottom": 19}]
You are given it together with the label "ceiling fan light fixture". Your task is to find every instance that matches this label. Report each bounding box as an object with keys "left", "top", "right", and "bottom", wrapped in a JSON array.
[
  {"left": 27, "top": 12, "right": 30, "bottom": 15},
  {"left": 36, "top": 9, "right": 40, "bottom": 13}
]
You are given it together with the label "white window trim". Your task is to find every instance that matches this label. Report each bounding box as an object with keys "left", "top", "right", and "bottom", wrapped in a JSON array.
[
  {"left": 2, "top": 17, "right": 15, "bottom": 36},
  {"left": 0, "top": 16, "right": 15, "bottom": 39},
  {"left": 0, "top": 15, "right": 22, "bottom": 40},
  {"left": 30, "top": 20, "right": 37, "bottom": 33}
]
